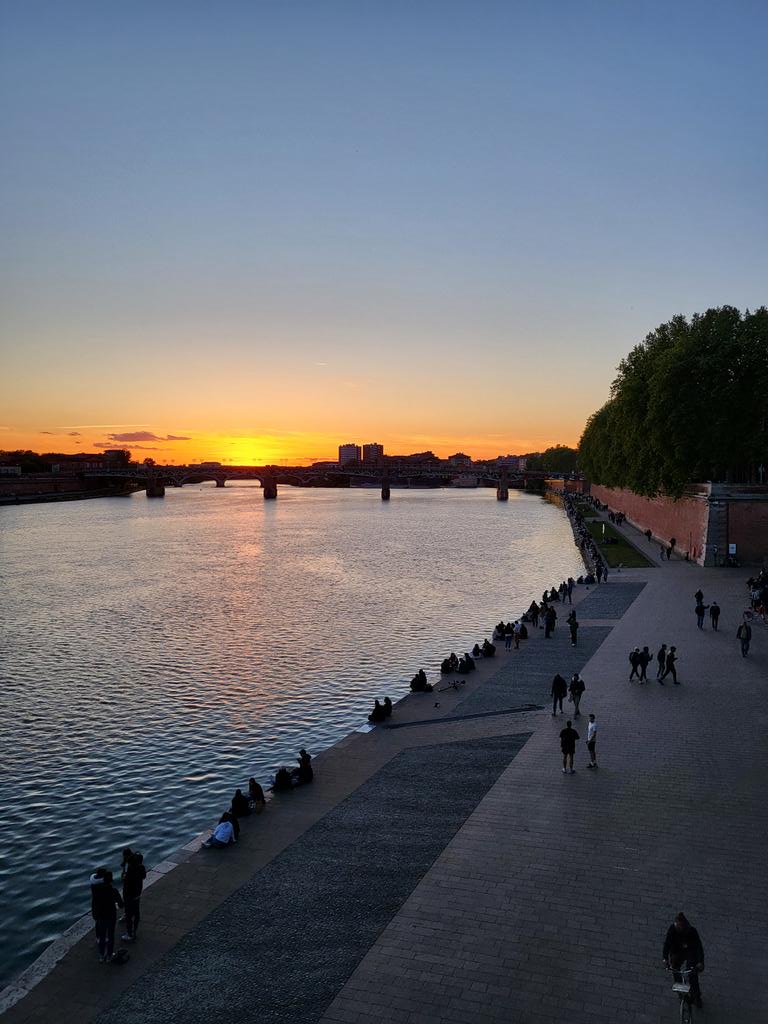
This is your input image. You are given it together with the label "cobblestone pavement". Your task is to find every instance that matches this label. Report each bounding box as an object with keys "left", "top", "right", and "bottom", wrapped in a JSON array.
[
  {"left": 321, "top": 528, "right": 768, "bottom": 1023},
  {"left": 97, "top": 735, "right": 532, "bottom": 1024},
  {"left": 4, "top": 511, "right": 766, "bottom": 1024}
]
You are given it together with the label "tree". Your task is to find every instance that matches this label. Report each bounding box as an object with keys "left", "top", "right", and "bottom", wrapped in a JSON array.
[
  {"left": 578, "top": 306, "right": 768, "bottom": 496},
  {"left": 540, "top": 445, "right": 579, "bottom": 474}
]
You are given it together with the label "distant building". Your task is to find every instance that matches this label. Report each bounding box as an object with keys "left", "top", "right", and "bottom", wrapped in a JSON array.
[
  {"left": 496, "top": 455, "right": 527, "bottom": 471},
  {"left": 448, "top": 452, "right": 472, "bottom": 467},
  {"left": 338, "top": 443, "right": 361, "bottom": 465},
  {"left": 0, "top": 465, "right": 21, "bottom": 476},
  {"left": 51, "top": 454, "right": 109, "bottom": 473},
  {"left": 362, "top": 443, "right": 384, "bottom": 464}
]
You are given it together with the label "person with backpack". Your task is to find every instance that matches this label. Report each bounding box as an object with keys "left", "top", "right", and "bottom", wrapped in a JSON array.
[{"left": 90, "top": 868, "right": 123, "bottom": 963}]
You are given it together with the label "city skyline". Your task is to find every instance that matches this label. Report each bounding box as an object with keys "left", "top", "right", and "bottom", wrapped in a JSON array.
[{"left": 2, "top": 2, "right": 766, "bottom": 466}]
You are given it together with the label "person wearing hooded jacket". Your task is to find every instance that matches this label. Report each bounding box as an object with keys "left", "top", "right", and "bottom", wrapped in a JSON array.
[{"left": 90, "top": 868, "right": 123, "bottom": 962}]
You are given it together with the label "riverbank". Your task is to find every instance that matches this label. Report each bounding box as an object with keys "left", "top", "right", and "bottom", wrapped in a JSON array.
[{"left": 4, "top": 508, "right": 767, "bottom": 1023}]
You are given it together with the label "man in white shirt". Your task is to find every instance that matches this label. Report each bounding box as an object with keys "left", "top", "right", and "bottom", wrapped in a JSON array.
[{"left": 586, "top": 714, "right": 598, "bottom": 769}]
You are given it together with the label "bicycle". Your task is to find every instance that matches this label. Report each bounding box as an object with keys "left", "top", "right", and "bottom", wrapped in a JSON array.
[{"left": 667, "top": 964, "right": 699, "bottom": 1023}]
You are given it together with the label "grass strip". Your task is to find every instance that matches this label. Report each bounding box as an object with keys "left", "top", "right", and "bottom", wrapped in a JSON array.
[{"left": 586, "top": 520, "right": 653, "bottom": 568}]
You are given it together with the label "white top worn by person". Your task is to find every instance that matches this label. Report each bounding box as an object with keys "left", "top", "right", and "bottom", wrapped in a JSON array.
[
  {"left": 587, "top": 718, "right": 597, "bottom": 743},
  {"left": 212, "top": 820, "right": 235, "bottom": 844}
]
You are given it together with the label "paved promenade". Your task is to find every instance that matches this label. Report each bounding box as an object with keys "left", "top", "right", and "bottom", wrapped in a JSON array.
[{"left": 4, "top": 512, "right": 766, "bottom": 1023}]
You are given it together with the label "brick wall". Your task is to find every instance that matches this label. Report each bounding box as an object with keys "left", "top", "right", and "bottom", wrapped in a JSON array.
[
  {"left": 728, "top": 501, "right": 768, "bottom": 565},
  {"left": 590, "top": 485, "right": 709, "bottom": 562}
]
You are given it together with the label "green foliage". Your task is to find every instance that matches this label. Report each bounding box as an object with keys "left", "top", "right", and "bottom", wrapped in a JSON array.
[
  {"left": 579, "top": 306, "right": 768, "bottom": 496},
  {"left": 540, "top": 445, "right": 579, "bottom": 474}
]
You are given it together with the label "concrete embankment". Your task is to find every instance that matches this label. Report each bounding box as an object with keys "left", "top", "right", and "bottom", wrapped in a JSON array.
[{"left": 4, "top": 507, "right": 767, "bottom": 1024}]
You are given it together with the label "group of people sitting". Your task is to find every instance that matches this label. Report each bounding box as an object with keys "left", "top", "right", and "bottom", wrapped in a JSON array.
[
  {"left": 273, "top": 749, "right": 314, "bottom": 792},
  {"left": 204, "top": 775, "right": 269, "bottom": 848},
  {"left": 410, "top": 667, "right": 433, "bottom": 691},
  {"left": 439, "top": 651, "right": 477, "bottom": 675},
  {"left": 203, "top": 751, "right": 312, "bottom": 850},
  {"left": 368, "top": 696, "right": 393, "bottom": 722}
]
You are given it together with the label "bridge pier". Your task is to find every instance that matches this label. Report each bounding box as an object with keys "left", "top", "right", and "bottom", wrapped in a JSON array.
[
  {"left": 381, "top": 477, "right": 390, "bottom": 501},
  {"left": 215, "top": 478, "right": 226, "bottom": 488},
  {"left": 496, "top": 472, "right": 509, "bottom": 501},
  {"left": 146, "top": 480, "right": 166, "bottom": 498},
  {"left": 262, "top": 476, "right": 277, "bottom": 500}
]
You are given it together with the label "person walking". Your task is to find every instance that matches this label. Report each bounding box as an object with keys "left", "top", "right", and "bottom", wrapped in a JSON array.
[
  {"left": 656, "top": 643, "right": 667, "bottom": 681},
  {"left": 737, "top": 620, "right": 752, "bottom": 657},
  {"left": 504, "top": 629, "right": 513, "bottom": 651},
  {"left": 513, "top": 620, "right": 522, "bottom": 649},
  {"left": 90, "top": 868, "right": 123, "bottom": 963},
  {"left": 695, "top": 600, "right": 709, "bottom": 630},
  {"left": 569, "top": 615, "right": 579, "bottom": 647},
  {"left": 551, "top": 673, "right": 567, "bottom": 716},
  {"left": 709, "top": 601, "right": 720, "bottom": 630},
  {"left": 560, "top": 720, "right": 580, "bottom": 774},
  {"left": 567, "top": 577, "right": 575, "bottom": 604},
  {"left": 586, "top": 713, "right": 598, "bottom": 768},
  {"left": 661, "top": 646, "right": 679, "bottom": 683},
  {"left": 694, "top": 588, "right": 704, "bottom": 606},
  {"left": 638, "top": 646, "right": 651, "bottom": 682},
  {"left": 568, "top": 673, "right": 585, "bottom": 717},
  {"left": 628, "top": 647, "right": 641, "bottom": 681}
]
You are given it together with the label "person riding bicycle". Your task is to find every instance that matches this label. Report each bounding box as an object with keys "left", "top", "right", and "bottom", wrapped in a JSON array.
[{"left": 663, "top": 912, "right": 704, "bottom": 1009}]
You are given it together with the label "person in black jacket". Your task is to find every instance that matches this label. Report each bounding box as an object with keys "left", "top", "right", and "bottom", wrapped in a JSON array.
[
  {"left": 663, "top": 912, "right": 704, "bottom": 1008},
  {"left": 551, "top": 673, "right": 567, "bottom": 716},
  {"left": 90, "top": 868, "right": 123, "bottom": 962},
  {"left": 121, "top": 852, "right": 146, "bottom": 942}
]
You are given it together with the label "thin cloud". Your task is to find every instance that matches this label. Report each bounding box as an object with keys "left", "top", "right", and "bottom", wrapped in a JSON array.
[
  {"left": 108, "top": 431, "right": 191, "bottom": 442},
  {"left": 94, "top": 442, "right": 161, "bottom": 450}
]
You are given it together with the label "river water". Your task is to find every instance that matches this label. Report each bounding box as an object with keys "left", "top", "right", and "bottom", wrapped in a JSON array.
[{"left": 0, "top": 484, "right": 583, "bottom": 986}]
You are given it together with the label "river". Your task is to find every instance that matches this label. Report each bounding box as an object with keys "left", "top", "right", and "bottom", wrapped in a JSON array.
[{"left": 0, "top": 483, "right": 583, "bottom": 986}]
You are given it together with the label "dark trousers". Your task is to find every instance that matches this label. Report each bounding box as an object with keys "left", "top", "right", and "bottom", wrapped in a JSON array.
[
  {"left": 710, "top": 616, "right": 719, "bottom": 631},
  {"left": 569, "top": 629, "right": 577, "bottom": 645},
  {"left": 545, "top": 624, "right": 553, "bottom": 637},
  {"left": 505, "top": 635, "right": 512, "bottom": 649},
  {"left": 95, "top": 917, "right": 116, "bottom": 959},
  {"left": 656, "top": 661, "right": 664, "bottom": 678},
  {"left": 662, "top": 664, "right": 677, "bottom": 682},
  {"left": 696, "top": 615, "right": 704, "bottom": 629},
  {"left": 552, "top": 695, "right": 563, "bottom": 714},
  {"left": 741, "top": 639, "right": 750, "bottom": 657},
  {"left": 124, "top": 895, "right": 141, "bottom": 938},
  {"left": 639, "top": 663, "right": 648, "bottom": 680},
  {"left": 629, "top": 664, "right": 639, "bottom": 679}
]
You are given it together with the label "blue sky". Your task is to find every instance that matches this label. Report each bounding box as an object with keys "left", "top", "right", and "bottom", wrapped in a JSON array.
[{"left": 1, "top": 1, "right": 766, "bottom": 461}]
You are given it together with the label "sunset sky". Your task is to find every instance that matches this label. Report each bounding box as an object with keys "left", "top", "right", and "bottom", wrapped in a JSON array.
[{"left": 2, "top": 2, "right": 766, "bottom": 465}]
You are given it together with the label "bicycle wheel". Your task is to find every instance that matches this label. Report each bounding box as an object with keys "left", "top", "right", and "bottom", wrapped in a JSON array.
[{"left": 679, "top": 996, "right": 693, "bottom": 1024}]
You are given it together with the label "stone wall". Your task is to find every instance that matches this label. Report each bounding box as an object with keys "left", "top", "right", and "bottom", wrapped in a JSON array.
[
  {"left": 727, "top": 499, "right": 768, "bottom": 565},
  {"left": 590, "top": 483, "right": 768, "bottom": 566},
  {"left": 590, "top": 485, "right": 709, "bottom": 562}
]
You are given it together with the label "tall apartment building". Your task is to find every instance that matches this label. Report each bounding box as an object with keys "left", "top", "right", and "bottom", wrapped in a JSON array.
[
  {"left": 362, "top": 443, "right": 384, "bottom": 464},
  {"left": 338, "top": 443, "right": 362, "bottom": 465}
]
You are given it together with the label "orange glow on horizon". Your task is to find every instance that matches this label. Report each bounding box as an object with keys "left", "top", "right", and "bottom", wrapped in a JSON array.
[{"left": 2, "top": 428, "right": 580, "bottom": 466}]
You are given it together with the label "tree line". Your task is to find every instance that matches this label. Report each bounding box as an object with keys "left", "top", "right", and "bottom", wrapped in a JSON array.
[{"left": 578, "top": 306, "right": 768, "bottom": 498}]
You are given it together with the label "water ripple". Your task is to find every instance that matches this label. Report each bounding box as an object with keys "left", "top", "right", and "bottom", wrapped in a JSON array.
[{"left": 0, "top": 485, "right": 583, "bottom": 985}]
